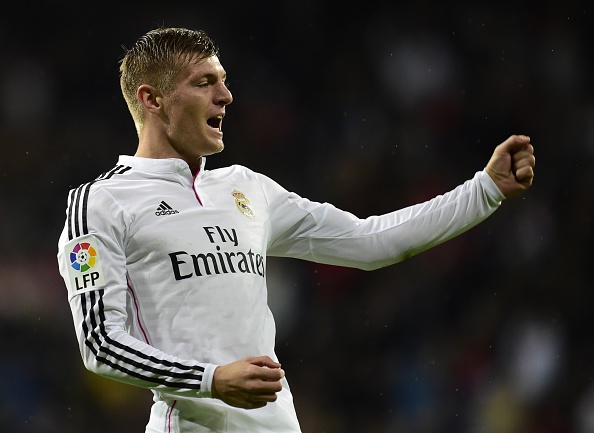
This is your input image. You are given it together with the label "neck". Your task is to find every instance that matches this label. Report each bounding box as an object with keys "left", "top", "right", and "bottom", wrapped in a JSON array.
[{"left": 135, "top": 128, "right": 203, "bottom": 176}]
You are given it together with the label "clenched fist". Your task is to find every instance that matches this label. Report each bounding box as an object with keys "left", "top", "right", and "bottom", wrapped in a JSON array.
[
  {"left": 485, "top": 135, "right": 535, "bottom": 198},
  {"left": 211, "top": 356, "right": 285, "bottom": 409}
]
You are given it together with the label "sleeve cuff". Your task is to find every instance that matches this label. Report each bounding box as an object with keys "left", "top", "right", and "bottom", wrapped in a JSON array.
[
  {"left": 196, "top": 363, "right": 218, "bottom": 398},
  {"left": 479, "top": 169, "right": 506, "bottom": 204}
]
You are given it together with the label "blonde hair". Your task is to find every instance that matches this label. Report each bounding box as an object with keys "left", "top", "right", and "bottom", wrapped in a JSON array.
[{"left": 119, "top": 27, "right": 219, "bottom": 133}]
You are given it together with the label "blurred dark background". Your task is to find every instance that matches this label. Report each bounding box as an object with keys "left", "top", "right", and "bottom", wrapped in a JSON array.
[{"left": 1, "top": 1, "right": 593, "bottom": 432}]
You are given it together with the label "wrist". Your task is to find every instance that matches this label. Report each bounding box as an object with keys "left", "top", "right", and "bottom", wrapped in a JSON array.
[{"left": 196, "top": 363, "right": 218, "bottom": 398}]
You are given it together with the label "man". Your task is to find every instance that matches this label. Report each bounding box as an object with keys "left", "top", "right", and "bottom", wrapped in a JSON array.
[{"left": 57, "top": 27, "right": 535, "bottom": 432}]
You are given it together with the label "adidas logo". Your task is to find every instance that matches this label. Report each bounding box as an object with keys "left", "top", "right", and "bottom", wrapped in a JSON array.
[{"left": 155, "top": 201, "right": 179, "bottom": 216}]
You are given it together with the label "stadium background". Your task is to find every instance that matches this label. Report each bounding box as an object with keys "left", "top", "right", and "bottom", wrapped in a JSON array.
[{"left": 1, "top": 1, "right": 593, "bottom": 432}]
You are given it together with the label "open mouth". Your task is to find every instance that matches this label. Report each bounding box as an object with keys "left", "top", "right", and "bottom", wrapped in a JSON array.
[{"left": 207, "top": 115, "right": 223, "bottom": 132}]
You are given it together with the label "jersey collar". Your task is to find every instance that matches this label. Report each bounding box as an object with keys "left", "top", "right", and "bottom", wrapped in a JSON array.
[{"left": 117, "top": 155, "right": 207, "bottom": 187}]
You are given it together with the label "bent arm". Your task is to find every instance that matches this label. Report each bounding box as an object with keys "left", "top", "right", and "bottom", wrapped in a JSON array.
[
  {"left": 57, "top": 185, "right": 216, "bottom": 398},
  {"left": 57, "top": 185, "right": 283, "bottom": 408},
  {"left": 58, "top": 226, "right": 216, "bottom": 398}
]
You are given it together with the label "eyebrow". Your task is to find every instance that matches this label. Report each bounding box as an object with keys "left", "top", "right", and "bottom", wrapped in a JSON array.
[{"left": 189, "top": 71, "right": 227, "bottom": 83}]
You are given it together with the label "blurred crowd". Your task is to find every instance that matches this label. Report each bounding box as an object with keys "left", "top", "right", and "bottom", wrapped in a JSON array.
[{"left": 1, "top": 1, "right": 593, "bottom": 432}]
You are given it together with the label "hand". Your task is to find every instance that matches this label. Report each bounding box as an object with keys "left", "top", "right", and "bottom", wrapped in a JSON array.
[
  {"left": 485, "top": 135, "right": 535, "bottom": 198},
  {"left": 211, "top": 356, "right": 285, "bottom": 409}
]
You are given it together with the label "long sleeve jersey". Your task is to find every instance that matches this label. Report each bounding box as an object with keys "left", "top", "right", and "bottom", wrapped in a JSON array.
[{"left": 57, "top": 155, "right": 505, "bottom": 432}]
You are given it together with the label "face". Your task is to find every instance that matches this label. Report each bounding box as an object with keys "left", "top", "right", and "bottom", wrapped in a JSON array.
[{"left": 160, "top": 55, "right": 233, "bottom": 164}]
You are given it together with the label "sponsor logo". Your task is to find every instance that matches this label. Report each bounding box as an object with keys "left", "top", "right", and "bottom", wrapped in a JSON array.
[
  {"left": 169, "top": 247, "right": 265, "bottom": 280},
  {"left": 155, "top": 201, "right": 179, "bottom": 216},
  {"left": 232, "top": 190, "right": 255, "bottom": 219},
  {"left": 168, "top": 225, "right": 266, "bottom": 281}
]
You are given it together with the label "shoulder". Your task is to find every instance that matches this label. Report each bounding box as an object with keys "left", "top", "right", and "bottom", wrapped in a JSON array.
[
  {"left": 63, "top": 163, "right": 145, "bottom": 240},
  {"left": 69, "top": 164, "right": 135, "bottom": 191},
  {"left": 203, "top": 164, "right": 261, "bottom": 180},
  {"left": 202, "top": 164, "right": 279, "bottom": 189},
  {"left": 202, "top": 164, "right": 288, "bottom": 206},
  {"left": 65, "top": 163, "right": 137, "bottom": 213}
]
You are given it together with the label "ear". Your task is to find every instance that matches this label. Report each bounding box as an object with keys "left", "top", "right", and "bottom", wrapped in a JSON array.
[{"left": 137, "top": 84, "right": 162, "bottom": 114}]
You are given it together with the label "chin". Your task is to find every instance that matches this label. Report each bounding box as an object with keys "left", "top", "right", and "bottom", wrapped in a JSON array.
[
  {"left": 213, "top": 140, "right": 225, "bottom": 153},
  {"left": 202, "top": 143, "right": 225, "bottom": 157}
]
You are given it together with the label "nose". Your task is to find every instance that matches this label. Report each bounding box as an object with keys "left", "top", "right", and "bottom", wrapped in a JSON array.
[{"left": 215, "top": 82, "right": 233, "bottom": 106}]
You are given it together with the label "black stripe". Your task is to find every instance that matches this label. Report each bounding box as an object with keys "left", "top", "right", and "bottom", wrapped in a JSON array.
[
  {"left": 80, "top": 288, "right": 90, "bottom": 340},
  {"left": 67, "top": 189, "right": 76, "bottom": 240},
  {"left": 81, "top": 183, "right": 93, "bottom": 236},
  {"left": 72, "top": 185, "right": 84, "bottom": 239},
  {"left": 98, "top": 165, "right": 123, "bottom": 180},
  {"left": 87, "top": 291, "right": 104, "bottom": 349},
  {"left": 104, "top": 165, "right": 123, "bottom": 179},
  {"left": 118, "top": 166, "right": 132, "bottom": 176}
]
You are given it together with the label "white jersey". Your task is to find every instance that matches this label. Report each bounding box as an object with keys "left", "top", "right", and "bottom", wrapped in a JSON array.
[{"left": 57, "top": 155, "right": 505, "bottom": 432}]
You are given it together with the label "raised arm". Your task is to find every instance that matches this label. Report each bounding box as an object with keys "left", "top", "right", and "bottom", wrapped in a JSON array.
[{"left": 264, "top": 135, "right": 535, "bottom": 270}]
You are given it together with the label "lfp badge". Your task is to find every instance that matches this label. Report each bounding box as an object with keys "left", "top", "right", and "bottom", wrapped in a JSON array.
[
  {"left": 65, "top": 235, "right": 105, "bottom": 294},
  {"left": 70, "top": 241, "right": 97, "bottom": 272}
]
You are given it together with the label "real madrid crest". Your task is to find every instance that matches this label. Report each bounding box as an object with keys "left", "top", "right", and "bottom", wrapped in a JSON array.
[{"left": 232, "top": 189, "right": 255, "bottom": 219}]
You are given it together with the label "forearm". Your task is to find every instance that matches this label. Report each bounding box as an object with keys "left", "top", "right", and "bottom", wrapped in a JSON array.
[
  {"left": 270, "top": 170, "right": 504, "bottom": 269},
  {"left": 72, "top": 289, "right": 216, "bottom": 398}
]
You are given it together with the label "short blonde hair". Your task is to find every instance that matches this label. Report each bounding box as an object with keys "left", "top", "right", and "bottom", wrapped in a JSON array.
[{"left": 119, "top": 27, "right": 219, "bottom": 133}]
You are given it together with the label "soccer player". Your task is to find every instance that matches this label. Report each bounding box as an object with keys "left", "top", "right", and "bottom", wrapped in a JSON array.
[{"left": 56, "top": 27, "right": 535, "bottom": 433}]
